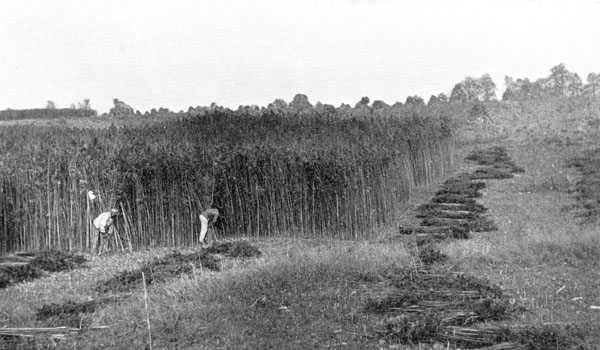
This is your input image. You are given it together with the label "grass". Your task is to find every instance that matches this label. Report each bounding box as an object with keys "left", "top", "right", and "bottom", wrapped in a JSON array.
[{"left": 56, "top": 240, "right": 414, "bottom": 349}]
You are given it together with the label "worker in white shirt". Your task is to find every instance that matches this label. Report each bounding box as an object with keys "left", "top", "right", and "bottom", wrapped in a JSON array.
[
  {"left": 199, "top": 208, "right": 219, "bottom": 246},
  {"left": 93, "top": 208, "right": 119, "bottom": 254}
]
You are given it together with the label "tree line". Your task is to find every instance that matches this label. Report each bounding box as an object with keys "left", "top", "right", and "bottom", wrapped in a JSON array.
[{"left": 4, "top": 63, "right": 597, "bottom": 120}]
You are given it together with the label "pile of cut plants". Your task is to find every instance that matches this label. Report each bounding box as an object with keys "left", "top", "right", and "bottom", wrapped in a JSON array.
[
  {"left": 0, "top": 250, "right": 89, "bottom": 348},
  {"left": 1, "top": 240, "right": 263, "bottom": 349},
  {"left": 399, "top": 146, "right": 524, "bottom": 251},
  {"left": 364, "top": 268, "right": 586, "bottom": 349},
  {"left": 465, "top": 146, "right": 525, "bottom": 179},
  {"left": 387, "top": 147, "right": 589, "bottom": 347},
  {"left": 399, "top": 175, "right": 495, "bottom": 251},
  {"left": 205, "top": 239, "right": 262, "bottom": 258},
  {"left": 34, "top": 294, "right": 127, "bottom": 329},
  {"left": 567, "top": 147, "right": 600, "bottom": 224},
  {"left": 0, "top": 250, "right": 87, "bottom": 289},
  {"left": 96, "top": 240, "right": 261, "bottom": 294}
]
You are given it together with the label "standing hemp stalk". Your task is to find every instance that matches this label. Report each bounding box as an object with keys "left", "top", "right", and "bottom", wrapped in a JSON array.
[{"left": 141, "top": 272, "right": 153, "bottom": 350}]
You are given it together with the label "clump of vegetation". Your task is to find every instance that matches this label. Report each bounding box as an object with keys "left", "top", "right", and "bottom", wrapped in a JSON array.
[
  {"left": 95, "top": 250, "right": 220, "bottom": 294},
  {"left": 30, "top": 250, "right": 87, "bottom": 272},
  {"left": 0, "top": 264, "right": 42, "bottom": 289},
  {"left": 418, "top": 245, "right": 447, "bottom": 264},
  {"left": 205, "top": 240, "right": 262, "bottom": 258}
]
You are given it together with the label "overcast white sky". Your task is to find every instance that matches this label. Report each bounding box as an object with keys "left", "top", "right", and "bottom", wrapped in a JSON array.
[{"left": 1, "top": 0, "right": 599, "bottom": 113}]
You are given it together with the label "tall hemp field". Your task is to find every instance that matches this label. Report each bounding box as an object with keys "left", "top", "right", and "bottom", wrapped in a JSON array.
[{"left": 0, "top": 105, "right": 454, "bottom": 252}]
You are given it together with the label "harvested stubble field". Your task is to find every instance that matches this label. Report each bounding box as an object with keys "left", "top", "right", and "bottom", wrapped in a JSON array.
[{"left": 2, "top": 98, "right": 600, "bottom": 349}]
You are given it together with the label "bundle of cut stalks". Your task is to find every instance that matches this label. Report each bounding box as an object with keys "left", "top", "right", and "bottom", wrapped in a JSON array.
[
  {"left": 0, "top": 326, "right": 80, "bottom": 339},
  {"left": 416, "top": 202, "right": 488, "bottom": 213},
  {"left": 374, "top": 320, "right": 585, "bottom": 349},
  {"left": 36, "top": 293, "right": 131, "bottom": 320},
  {"left": 372, "top": 323, "right": 524, "bottom": 349}
]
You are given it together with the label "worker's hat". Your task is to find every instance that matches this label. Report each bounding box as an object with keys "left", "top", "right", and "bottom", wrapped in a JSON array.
[{"left": 110, "top": 208, "right": 119, "bottom": 214}]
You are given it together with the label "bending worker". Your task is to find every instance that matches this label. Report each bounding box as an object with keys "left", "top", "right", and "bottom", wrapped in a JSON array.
[
  {"left": 199, "top": 208, "right": 219, "bottom": 246},
  {"left": 93, "top": 208, "right": 119, "bottom": 254}
]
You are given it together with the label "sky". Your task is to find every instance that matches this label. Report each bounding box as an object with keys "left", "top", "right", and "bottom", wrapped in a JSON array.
[{"left": 1, "top": 0, "right": 600, "bottom": 113}]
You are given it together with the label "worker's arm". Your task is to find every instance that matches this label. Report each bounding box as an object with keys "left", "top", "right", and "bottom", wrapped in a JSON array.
[{"left": 201, "top": 208, "right": 219, "bottom": 223}]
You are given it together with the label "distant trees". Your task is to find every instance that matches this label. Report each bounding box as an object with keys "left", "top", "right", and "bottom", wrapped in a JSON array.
[
  {"left": 237, "top": 105, "right": 261, "bottom": 116},
  {"left": 480, "top": 74, "right": 497, "bottom": 101},
  {"left": 587, "top": 73, "right": 600, "bottom": 96},
  {"left": 314, "top": 102, "right": 336, "bottom": 116},
  {"left": 268, "top": 99, "right": 288, "bottom": 111},
  {"left": 290, "top": 94, "right": 312, "bottom": 109},
  {"left": 502, "top": 63, "right": 597, "bottom": 101},
  {"left": 567, "top": 73, "right": 583, "bottom": 97},
  {"left": 289, "top": 94, "right": 313, "bottom": 115},
  {"left": 449, "top": 83, "right": 468, "bottom": 103},
  {"left": 78, "top": 99, "right": 92, "bottom": 110},
  {"left": 355, "top": 96, "right": 370, "bottom": 108},
  {"left": 405, "top": 95, "right": 424, "bottom": 106},
  {"left": 549, "top": 63, "right": 569, "bottom": 96},
  {"left": 427, "top": 93, "right": 448, "bottom": 106},
  {"left": 427, "top": 95, "right": 439, "bottom": 105},
  {"left": 503, "top": 77, "right": 545, "bottom": 100},
  {"left": 109, "top": 98, "right": 134, "bottom": 117},
  {"left": 66, "top": 99, "right": 93, "bottom": 110},
  {"left": 450, "top": 74, "right": 497, "bottom": 102},
  {"left": 46, "top": 100, "right": 56, "bottom": 109},
  {"left": 371, "top": 100, "right": 389, "bottom": 110}
]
